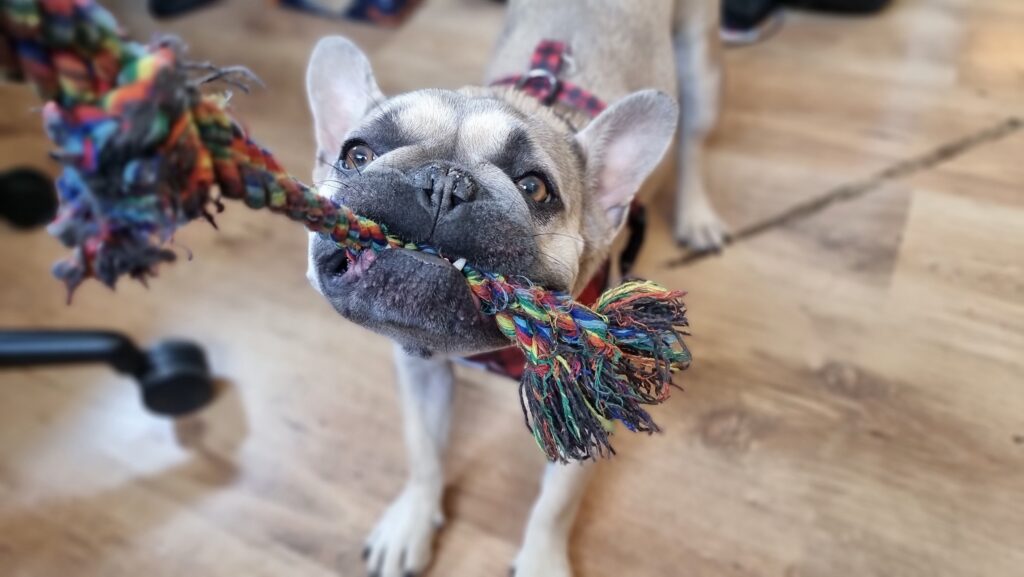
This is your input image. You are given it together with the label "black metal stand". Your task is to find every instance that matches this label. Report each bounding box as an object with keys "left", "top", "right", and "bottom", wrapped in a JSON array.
[{"left": 2, "top": 168, "right": 216, "bottom": 417}]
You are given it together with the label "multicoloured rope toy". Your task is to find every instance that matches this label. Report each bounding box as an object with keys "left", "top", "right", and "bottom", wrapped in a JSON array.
[{"left": 0, "top": 0, "right": 691, "bottom": 462}]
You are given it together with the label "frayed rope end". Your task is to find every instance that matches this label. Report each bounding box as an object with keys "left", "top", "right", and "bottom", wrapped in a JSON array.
[{"left": 518, "top": 280, "right": 691, "bottom": 463}]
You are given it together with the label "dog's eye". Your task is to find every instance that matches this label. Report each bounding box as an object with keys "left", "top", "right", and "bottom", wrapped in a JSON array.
[
  {"left": 516, "top": 174, "right": 550, "bottom": 203},
  {"left": 341, "top": 143, "right": 376, "bottom": 170}
]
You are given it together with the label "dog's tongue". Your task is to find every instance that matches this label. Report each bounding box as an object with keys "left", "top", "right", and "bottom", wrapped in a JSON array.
[{"left": 342, "top": 249, "right": 378, "bottom": 281}]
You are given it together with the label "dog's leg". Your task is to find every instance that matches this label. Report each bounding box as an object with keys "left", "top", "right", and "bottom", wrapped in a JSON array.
[
  {"left": 365, "top": 345, "right": 453, "bottom": 577},
  {"left": 513, "top": 461, "right": 597, "bottom": 577},
  {"left": 673, "top": 0, "right": 729, "bottom": 250}
]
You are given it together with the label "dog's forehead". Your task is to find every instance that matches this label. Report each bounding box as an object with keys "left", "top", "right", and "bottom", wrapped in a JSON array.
[
  {"left": 368, "top": 90, "right": 557, "bottom": 160},
  {"left": 372, "top": 90, "right": 462, "bottom": 141},
  {"left": 459, "top": 107, "right": 517, "bottom": 159}
]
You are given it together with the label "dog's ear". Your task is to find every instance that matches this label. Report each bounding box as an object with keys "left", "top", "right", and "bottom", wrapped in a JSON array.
[
  {"left": 306, "top": 36, "right": 383, "bottom": 155},
  {"left": 576, "top": 90, "right": 678, "bottom": 231}
]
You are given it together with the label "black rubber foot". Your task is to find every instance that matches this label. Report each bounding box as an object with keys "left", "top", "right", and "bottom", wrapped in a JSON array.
[
  {"left": 139, "top": 340, "right": 215, "bottom": 416},
  {"left": 0, "top": 168, "right": 58, "bottom": 229}
]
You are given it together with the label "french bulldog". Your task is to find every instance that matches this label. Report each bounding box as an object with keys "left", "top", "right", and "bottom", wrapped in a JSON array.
[{"left": 305, "top": 1, "right": 725, "bottom": 575}]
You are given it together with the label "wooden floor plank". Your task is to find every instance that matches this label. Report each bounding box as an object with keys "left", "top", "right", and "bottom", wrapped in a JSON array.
[{"left": 2, "top": 0, "right": 1022, "bottom": 576}]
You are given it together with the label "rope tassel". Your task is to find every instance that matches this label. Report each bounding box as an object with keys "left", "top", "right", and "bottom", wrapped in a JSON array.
[
  {"left": 511, "top": 282, "right": 691, "bottom": 461},
  {"left": 0, "top": 0, "right": 692, "bottom": 462}
]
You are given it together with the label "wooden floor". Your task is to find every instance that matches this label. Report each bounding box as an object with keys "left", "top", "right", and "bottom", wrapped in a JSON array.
[{"left": 2, "top": 0, "right": 1023, "bottom": 576}]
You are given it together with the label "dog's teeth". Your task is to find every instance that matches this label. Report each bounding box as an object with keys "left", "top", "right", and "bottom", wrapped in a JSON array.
[{"left": 452, "top": 258, "right": 467, "bottom": 271}]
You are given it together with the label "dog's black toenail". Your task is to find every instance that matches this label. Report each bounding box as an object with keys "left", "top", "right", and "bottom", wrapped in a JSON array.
[
  {"left": 404, "top": 572, "right": 418, "bottom": 577},
  {"left": 362, "top": 546, "right": 371, "bottom": 560}
]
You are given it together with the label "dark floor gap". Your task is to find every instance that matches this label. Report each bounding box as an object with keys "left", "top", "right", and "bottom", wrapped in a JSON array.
[{"left": 667, "top": 116, "right": 1023, "bottom": 268}]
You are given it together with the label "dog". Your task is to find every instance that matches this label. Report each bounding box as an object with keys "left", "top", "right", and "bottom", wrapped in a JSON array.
[{"left": 305, "top": 1, "right": 725, "bottom": 575}]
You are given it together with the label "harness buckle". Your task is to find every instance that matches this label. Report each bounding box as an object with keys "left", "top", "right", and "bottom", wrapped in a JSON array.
[{"left": 514, "top": 68, "right": 561, "bottom": 105}]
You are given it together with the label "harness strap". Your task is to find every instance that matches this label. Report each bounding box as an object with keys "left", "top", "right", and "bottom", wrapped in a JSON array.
[{"left": 491, "top": 40, "right": 607, "bottom": 118}]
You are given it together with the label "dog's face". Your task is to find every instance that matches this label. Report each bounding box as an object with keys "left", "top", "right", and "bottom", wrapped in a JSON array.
[{"left": 305, "top": 37, "right": 677, "bottom": 355}]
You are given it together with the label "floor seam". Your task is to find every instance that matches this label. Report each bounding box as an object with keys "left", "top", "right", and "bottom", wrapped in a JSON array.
[{"left": 667, "top": 116, "right": 1023, "bottom": 268}]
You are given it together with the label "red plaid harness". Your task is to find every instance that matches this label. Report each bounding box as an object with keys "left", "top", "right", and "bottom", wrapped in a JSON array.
[
  {"left": 463, "top": 40, "right": 645, "bottom": 380},
  {"left": 490, "top": 40, "right": 608, "bottom": 117}
]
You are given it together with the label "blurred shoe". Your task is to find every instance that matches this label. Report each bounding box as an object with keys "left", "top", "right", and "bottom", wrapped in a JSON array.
[
  {"left": 148, "top": 0, "right": 219, "bottom": 19},
  {"left": 279, "top": 0, "right": 423, "bottom": 27},
  {"left": 782, "top": 0, "right": 891, "bottom": 14},
  {"left": 721, "top": 0, "right": 784, "bottom": 46}
]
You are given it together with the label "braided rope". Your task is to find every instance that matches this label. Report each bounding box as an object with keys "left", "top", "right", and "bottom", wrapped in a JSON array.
[{"left": 0, "top": 0, "right": 691, "bottom": 462}]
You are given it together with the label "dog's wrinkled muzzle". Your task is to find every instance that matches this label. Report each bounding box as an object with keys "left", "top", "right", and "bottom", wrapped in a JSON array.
[{"left": 310, "top": 233, "right": 508, "bottom": 354}]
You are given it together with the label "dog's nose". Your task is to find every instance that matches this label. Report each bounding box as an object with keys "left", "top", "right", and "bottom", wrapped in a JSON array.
[{"left": 409, "top": 162, "right": 478, "bottom": 213}]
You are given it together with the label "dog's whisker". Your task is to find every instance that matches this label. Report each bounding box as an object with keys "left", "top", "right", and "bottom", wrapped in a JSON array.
[
  {"left": 311, "top": 178, "right": 350, "bottom": 189},
  {"left": 536, "top": 249, "right": 576, "bottom": 280},
  {"left": 316, "top": 152, "right": 339, "bottom": 168},
  {"left": 311, "top": 178, "right": 363, "bottom": 200},
  {"left": 531, "top": 232, "right": 583, "bottom": 242},
  {"left": 366, "top": 87, "right": 387, "bottom": 115}
]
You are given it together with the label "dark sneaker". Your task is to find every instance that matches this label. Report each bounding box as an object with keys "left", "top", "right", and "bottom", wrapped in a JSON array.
[
  {"left": 721, "top": 0, "right": 784, "bottom": 46},
  {"left": 148, "top": 0, "right": 219, "bottom": 18},
  {"left": 782, "top": 0, "right": 891, "bottom": 14}
]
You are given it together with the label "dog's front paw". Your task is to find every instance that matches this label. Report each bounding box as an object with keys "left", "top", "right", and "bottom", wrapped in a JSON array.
[
  {"left": 511, "top": 533, "right": 573, "bottom": 577},
  {"left": 365, "top": 483, "right": 444, "bottom": 577},
  {"left": 675, "top": 199, "right": 729, "bottom": 252}
]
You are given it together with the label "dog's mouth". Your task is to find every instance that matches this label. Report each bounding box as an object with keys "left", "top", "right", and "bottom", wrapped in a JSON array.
[
  {"left": 313, "top": 240, "right": 508, "bottom": 354},
  {"left": 319, "top": 246, "right": 375, "bottom": 284},
  {"left": 323, "top": 246, "right": 469, "bottom": 288}
]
